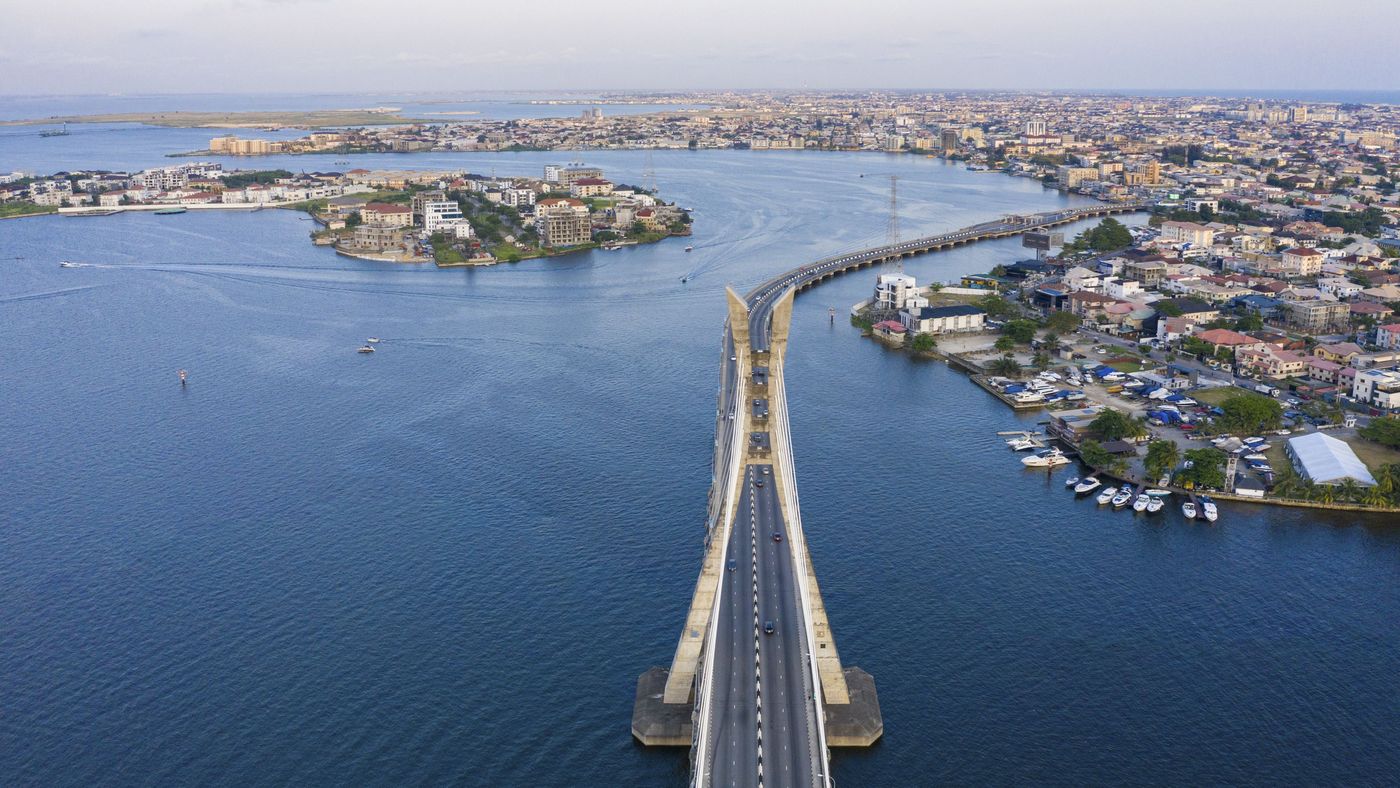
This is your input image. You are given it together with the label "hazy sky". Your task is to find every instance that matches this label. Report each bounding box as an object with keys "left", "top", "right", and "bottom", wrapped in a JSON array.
[{"left": 4, "top": 0, "right": 1397, "bottom": 95}]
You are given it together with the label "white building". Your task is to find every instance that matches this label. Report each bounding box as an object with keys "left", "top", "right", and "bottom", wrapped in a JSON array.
[
  {"left": 900, "top": 304, "right": 987, "bottom": 334},
  {"left": 874, "top": 273, "right": 920, "bottom": 311},
  {"left": 423, "top": 200, "right": 465, "bottom": 233},
  {"left": 1285, "top": 432, "right": 1377, "bottom": 486},
  {"left": 1352, "top": 368, "right": 1400, "bottom": 411}
]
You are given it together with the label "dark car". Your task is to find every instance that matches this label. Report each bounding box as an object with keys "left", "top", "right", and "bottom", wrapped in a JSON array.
[
  {"left": 756, "top": 479, "right": 764, "bottom": 487},
  {"left": 772, "top": 532, "right": 782, "bottom": 542},
  {"left": 727, "top": 558, "right": 736, "bottom": 572},
  {"left": 763, "top": 620, "right": 775, "bottom": 635}
]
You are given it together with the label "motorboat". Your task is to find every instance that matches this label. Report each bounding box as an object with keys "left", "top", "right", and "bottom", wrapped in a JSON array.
[
  {"left": 1074, "top": 477, "right": 1102, "bottom": 494},
  {"left": 1111, "top": 486, "right": 1134, "bottom": 508},
  {"left": 1133, "top": 493, "right": 1150, "bottom": 512},
  {"left": 1013, "top": 392, "right": 1046, "bottom": 404},
  {"left": 59, "top": 260, "right": 80, "bottom": 268},
  {"left": 1243, "top": 453, "right": 1268, "bottom": 462},
  {"left": 1095, "top": 487, "right": 1116, "bottom": 505},
  {"left": 1065, "top": 475, "right": 1080, "bottom": 489},
  {"left": 1145, "top": 496, "right": 1164, "bottom": 513},
  {"left": 684, "top": 245, "right": 693, "bottom": 252},
  {"left": 1022, "top": 448, "right": 1071, "bottom": 467},
  {"left": 1007, "top": 437, "right": 1040, "bottom": 451},
  {"left": 1199, "top": 496, "right": 1219, "bottom": 523},
  {"left": 681, "top": 276, "right": 689, "bottom": 283},
  {"left": 1182, "top": 501, "right": 1198, "bottom": 519},
  {"left": 366, "top": 337, "right": 381, "bottom": 344},
  {"left": 357, "top": 345, "right": 375, "bottom": 354}
]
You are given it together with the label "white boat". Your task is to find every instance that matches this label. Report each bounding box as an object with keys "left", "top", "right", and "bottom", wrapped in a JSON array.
[
  {"left": 1065, "top": 475, "right": 1080, "bottom": 489},
  {"left": 1111, "top": 487, "right": 1133, "bottom": 508},
  {"left": 1013, "top": 392, "right": 1046, "bottom": 404},
  {"left": 1252, "top": 443, "right": 1271, "bottom": 452},
  {"left": 1095, "top": 487, "right": 1116, "bottom": 505},
  {"left": 684, "top": 245, "right": 693, "bottom": 252},
  {"left": 1243, "top": 436, "right": 1264, "bottom": 445},
  {"left": 1243, "top": 453, "right": 1269, "bottom": 462},
  {"left": 1145, "top": 496, "right": 1164, "bottom": 513},
  {"left": 1132, "top": 493, "right": 1150, "bottom": 512},
  {"left": 1199, "top": 497, "right": 1219, "bottom": 523},
  {"left": 1007, "top": 437, "right": 1040, "bottom": 451},
  {"left": 1074, "top": 477, "right": 1102, "bottom": 494},
  {"left": 1182, "top": 501, "right": 1198, "bottom": 519},
  {"left": 1144, "top": 489, "right": 1172, "bottom": 497},
  {"left": 59, "top": 261, "right": 80, "bottom": 268},
  {"left": 357, "top": 345, "right": 375, "bottom": 354},
  {"left": 1022, "top": 448, "right": 1071, "bottom": 467},
  {"left": 366, "top": 337, "right": 381, "bottom": 344}
]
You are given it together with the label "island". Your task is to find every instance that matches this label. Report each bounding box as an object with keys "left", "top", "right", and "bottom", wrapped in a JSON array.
[{"left": 0, "top": 161, "right": 691, "bottom": 266}]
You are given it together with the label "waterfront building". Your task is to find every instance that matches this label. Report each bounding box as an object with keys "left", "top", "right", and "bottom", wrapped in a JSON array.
[
  {"left": 899, "top": 304, "right": 986, "bottom": 335},
  {"left": 361, "top": 202, "right": 412, "bottom": 228},
  {"left": 351, "top": 224, "right": 405, "bottom": 251},
  {"left": 570, "top": 178, "right": 614, "bottom": 198},
  {"left": 423, "top": 200, "right": 465, "bottom": 233},
  {"left": 558, "top": 167, "right": 604, "bottom": 188},
  {"left": 411, "top": 190, "right": 447, "bottom": 225},
  {"left": 536, "top": 197, "right": 591, "bottom": 247},
  {"left": 873, "top": 273, "right": 920, "bottom": 311},
  {"left": 1285, "top": 433, "right": 1377, "bottom": 486},
  {"left": 1159, "top": 221, "right": 1215, "bottom": 248}
]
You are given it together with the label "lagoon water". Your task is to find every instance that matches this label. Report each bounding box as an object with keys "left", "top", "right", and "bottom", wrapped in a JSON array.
[{"left": 3, "top": 142, "right": 1400, "bottom": 786}]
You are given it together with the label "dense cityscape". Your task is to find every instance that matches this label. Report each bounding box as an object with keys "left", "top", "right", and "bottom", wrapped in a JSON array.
[{"left": 6, "top": 2, "right": 1400, "bottom": 784}]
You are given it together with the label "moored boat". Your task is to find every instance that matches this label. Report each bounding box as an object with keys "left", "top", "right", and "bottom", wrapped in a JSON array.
[
  {"left": 1146, "top": 496, "right": 1164, "bottom": 513},
  {"left": 1111, "top": 486, "right": 1133, "bottom": 508},
  {"left": 1199, "top": 496, "right": 1219, "bottom": 523},
  {"left": 1095, "top": 487, "right": 1116, "bottom": 505},
  {"left": 1074, "top": 477, "right": 1102, "bottom": 494},
  {"left": 1022, "top": 448, "right": 1071, "bottom": 468},
  {"left": 1065, "top": 475, "right": 1080, "bottom": 489},
  {"left": 1182, "top": 501, "right": 1198, "bottom": 519},
  {"left": 154, "top": 207, "right": 187, "bottom": 215},
  {"left": 1132, "top": 493, "right": 1150, "bottom": 512}
]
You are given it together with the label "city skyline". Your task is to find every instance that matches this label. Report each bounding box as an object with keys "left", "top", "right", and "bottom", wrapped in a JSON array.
[{"left": 5, "top": 0, "right": 1398, "bottom": 95}]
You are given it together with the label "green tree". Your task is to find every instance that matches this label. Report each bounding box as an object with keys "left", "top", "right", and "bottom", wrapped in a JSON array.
[
  {"left": 911, "top": 334, "right": 938, "bottom": 353},
  {"left": 1179, "top": 448, "right": 1227, "bottom": 490},
  {"left": 1144, "top": 439, "right": 1181, "bottom": 482},
  {"left": 345, "top": 211, "right": 362, "bottom": 228},
  {"left": 994, "top": 336, "right": 1015, "bottom": 352},
  {"left": 1089, "top": 409, "right": 1148, "bottom": 442},
  {"left": 987, "top": 355, "right": 1022, "bottom": 377},
  {"left": 978, "top": 294, "right": 1018, "bottom": 319},
  {"left": 1079, "top": 439, "right": 1127, "bottom": 474},
  {"left": 1032, "top": 351, "right": 1051, "bottom": 370},
  {"left": 1217, "top": 394, "right": 1283, "bottom": 434},
  {"left": 1338, "top": 478, "right": 1363, "bottom": 503},
  {"left": 1359, "top": 416, "right": 1400, "bottom": 449},
  {"left": 1045, "top": 310, "right": 1081, "bottom": 333},
  {"left": 1002, "top": 319, "right": 1038, "bottom": 344}
]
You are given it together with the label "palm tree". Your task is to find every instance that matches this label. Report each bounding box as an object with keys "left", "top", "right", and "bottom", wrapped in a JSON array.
[
  {"left": 1338, "top": 478, "right": 1362, "bottom": 503},
  {"left": 1311, "top": 484, "right": 1335, "bottom": 504},
  {"left": 1362, "top": 487, "right": 1389, "bottom": 508},
  {"left": 1272, "top": 468, "right": 1305, "bottom": 499}
]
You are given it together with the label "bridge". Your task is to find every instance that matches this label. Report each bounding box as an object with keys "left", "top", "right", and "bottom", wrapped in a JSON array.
[{"left": 633, "top": 202, "right": 1151, "bottom": 786}]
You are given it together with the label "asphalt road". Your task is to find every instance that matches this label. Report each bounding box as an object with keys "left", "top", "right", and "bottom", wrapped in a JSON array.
[
  {"left": 705, "top": 465, "right": 817, "bottom": 788},
  {"left": 701, "top": 204, "right": 1140, "bottom": 786}
]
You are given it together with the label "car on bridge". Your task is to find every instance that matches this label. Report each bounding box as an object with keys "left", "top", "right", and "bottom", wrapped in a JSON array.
[
  {"left": 772, "top": 532, "right": 782, "bottom": 542},
  {"left": 763, "top": 620, "right": 775, "bottom": 635}
]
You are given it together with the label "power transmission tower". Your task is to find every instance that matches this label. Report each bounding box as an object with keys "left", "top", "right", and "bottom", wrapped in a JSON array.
[
  {"left": 886, "top": 175, "right": 901, "bottom": 272},
  {"left": 642, "top": 149, "right": 657, "bottom": 193}
]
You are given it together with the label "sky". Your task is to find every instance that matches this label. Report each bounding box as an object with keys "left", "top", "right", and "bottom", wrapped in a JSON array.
[{"left": 3, "top": 0, "right": 1398, "bottom": 96}]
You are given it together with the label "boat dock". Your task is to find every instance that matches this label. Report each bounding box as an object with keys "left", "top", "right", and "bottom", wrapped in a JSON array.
[{"left": 972, "top": 375, "right": 1045, "bottom": 410}]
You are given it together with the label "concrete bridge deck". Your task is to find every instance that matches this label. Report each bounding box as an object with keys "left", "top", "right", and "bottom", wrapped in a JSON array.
[{"left": 633, "top": 201, "right": 1151, "bottom": 786}]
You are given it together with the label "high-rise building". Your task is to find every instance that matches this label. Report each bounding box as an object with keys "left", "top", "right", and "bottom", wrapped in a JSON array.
[
  {"left": 536, "top": 197, "right": 591, "bottom": 247},
  {"left": 1024, "top": 120, "right": 1047, "bottom": 136}
]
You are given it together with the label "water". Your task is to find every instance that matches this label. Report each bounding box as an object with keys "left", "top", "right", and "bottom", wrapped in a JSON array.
[{"left": 3, "top": 149, "right": 1399, "bottom": 787}]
